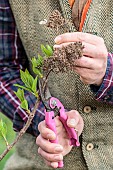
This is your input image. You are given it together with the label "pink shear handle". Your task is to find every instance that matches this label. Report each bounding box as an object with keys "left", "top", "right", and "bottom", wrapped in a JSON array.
[
  {"left": 45, "top": 110, "right": 64, "bottom": 168},
  {"left": 50, "top": 97, "right": 80, "bottom": 147}
]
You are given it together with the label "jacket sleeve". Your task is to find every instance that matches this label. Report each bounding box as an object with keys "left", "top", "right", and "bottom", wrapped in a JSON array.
[
  {"left": 0, "top": 66, "right": 45, "bottom": 137},
  {"left": 90, "top": 53, "right": 113, "bottom": 105}
]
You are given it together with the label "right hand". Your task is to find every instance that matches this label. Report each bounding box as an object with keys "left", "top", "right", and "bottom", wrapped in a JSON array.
[
  {"left": 36, "top": 110, "right": 84, "bottom": 168},
  {"left": 54, "top": 32, "right": 108, "bottom": 86}
]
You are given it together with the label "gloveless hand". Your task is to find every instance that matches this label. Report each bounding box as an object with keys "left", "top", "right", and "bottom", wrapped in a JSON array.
[
  {"left": 36, "top": 110, "right": 84, "bottom": 168},
  {"left": 54, "top": 32, "right": 108, "bottom": 86}
]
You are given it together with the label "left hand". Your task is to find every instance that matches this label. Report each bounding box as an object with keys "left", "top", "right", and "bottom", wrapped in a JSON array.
[{"left": 54, "top": 32, "right": 108, "bottom": 86}]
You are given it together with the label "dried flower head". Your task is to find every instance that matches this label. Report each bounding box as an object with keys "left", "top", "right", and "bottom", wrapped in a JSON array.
[
  {"left": 43, "top": 42, "right": 84, "bottom": 73},
  {"left": 46, "top": 10, "right": 66, "bottom": 30}
]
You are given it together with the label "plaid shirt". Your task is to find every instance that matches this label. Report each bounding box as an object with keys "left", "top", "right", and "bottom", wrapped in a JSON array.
[
  {"left": 0, "top": 0, "right": 113, "bottom": 137},
  {"left": 0, "top": 0, "right": 45, "bottom": 137}
]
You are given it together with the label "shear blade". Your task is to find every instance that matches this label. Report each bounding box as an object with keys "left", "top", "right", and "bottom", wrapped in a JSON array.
[{"left": 39, "top": 78, "right": 52, "bottom": 110}]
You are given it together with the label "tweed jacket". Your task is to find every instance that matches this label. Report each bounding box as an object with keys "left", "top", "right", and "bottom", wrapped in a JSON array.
[{"left": 9, "top": 0, "right": 113, "bottom": 170}]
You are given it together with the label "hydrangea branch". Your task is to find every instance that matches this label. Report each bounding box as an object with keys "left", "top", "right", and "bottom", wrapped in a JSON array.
[{"left": 0, "top": 45, "right": 53, "bottom": 161}]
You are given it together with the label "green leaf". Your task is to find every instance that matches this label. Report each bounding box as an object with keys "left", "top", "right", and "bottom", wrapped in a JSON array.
[
  {"left": 20, "top": 69, "right": 35, "bottom": 89},
  {"left": 32, "top": 55, "right": 44, "bottom": 67},
  {"left": 41, "top": 44, "right": 47, "bottom": 55},
  {"left": 31, "top": 57, "right": 37, "bottom": 67},
  {"left": 46, "top": 45, "right": 53, "bottom": 56},
  {"left": 20, "top": 70, "right": 29, "bottom": 86},
  {"left": 20, "top": 99, "right": 29, "bottom": 110},
  {"left": 24, "top": 69, "right": 34, "bottom": 88},
  {"left": 41, "top": 44, "right": 53, "bottom": 56},
  {"left": 31, "top": 56, "right": 43, "bottom": 77},
  {"left": 34, "top": 91, "right": 39, "bottom": 98},
  {"left": 0, "top": 119, "right": 7, "bottom": 138},
  {"left": 32, "top": 67, "right": 43, "bottom": 78},
  {"left": 37, "top": 54, "right": 44, "bottom": 66},
  {"left": 14, "top": 88, "right": 25, "bottom": 102},
  {"left": 24, "top": 69, "right": 29, "bottom": 75},
  {"left": 32, "top": 76, "right": 38, "bottom": 93},
  {"left": 14, "top": 84, "right": 33, "bottom": 93}
]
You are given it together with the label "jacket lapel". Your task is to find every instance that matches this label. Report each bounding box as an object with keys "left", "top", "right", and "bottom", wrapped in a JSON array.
[{"left": 58, "top": 0, "right": 77, "bottom": 32}]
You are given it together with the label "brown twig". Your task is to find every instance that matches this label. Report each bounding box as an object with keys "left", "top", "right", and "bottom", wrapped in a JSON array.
[{"left": 41, "top": 69, "right": 53, "bottom": 93}]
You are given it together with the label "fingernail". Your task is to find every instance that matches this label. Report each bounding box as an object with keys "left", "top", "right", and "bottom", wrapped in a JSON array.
[
  {"left": 54, "top": 36, "right": 61, "bottom": 44},
  {"left": 47, "top": 134, "right": 55, "bottom": 140},
  {"left": 51, "top": 162, "right": 58, "bottom": 168},
  {"left": 53, "top": 44, "right": 60, "bottom": 49},
  {"left": 55, "top": 146, "right": 63, "bottom": 152},
  {"left": 69, "top": 119, "right": 76, "bottom": 127}
]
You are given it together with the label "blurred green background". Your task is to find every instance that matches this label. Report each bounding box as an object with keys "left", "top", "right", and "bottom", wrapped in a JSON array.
[{"left": 0, "top": 113, "right": 15, "bottom": 170}]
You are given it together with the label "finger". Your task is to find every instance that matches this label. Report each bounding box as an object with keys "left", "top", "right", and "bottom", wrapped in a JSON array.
[
  {"left": 54, "top": 42, "right": 102, "bottom": 59},
  {"left": 36, "top": 135, "right": 63, "bottom": 154},
  {"left": 75, "top": 66, "right": 98, "bottom": 77},
  {"left": 82, "top": 42, "right": 97, "bottom": 57},
  {"left": 75, "top": 58, "right": 107, "bottom": 75},
  {"left": 74, "top": 67, "right": 96, "bottom": 84},
  {"left": 66, "top": 110, "right": 80, "bottom": 128},
  {"left": 75, "top": 56, "right": 95, "bottom": 69},
  {"left": 54, "top": 116, "right": 64, "bottom": 133},
  {"left": 54, "top": 32, "right": 104, "bottom": 45},
  {"left": 54, "top": 116, "right": 63, "bottom": 127},
  {"left": 82, "top": 42, "right": 108, "bottom": 59},
  {"left": 66, "top": 110, "right": 84, "bottom": 136},
  {"left": 54, "top": 42, "right": 96, "bottom": 58},
  {"left": 54, "top": 42, "right": 72, "bottom": 49},
  {"left": 74, "top": 114, "right": 84, "bottom": 136},
  {"left": 54, "top": 116, "right": 68, "bottom": 139},
  {"left": 38, "top": 147, "right": 63, "bottom": 162},
  {"left": 79, "top": 75, "right": 102, "bottom": 85},
  {"left": 38, "top": 120, "right": 56, "bottom": 140},
  {"left": 79, "top": 76, "right": 91, "bottom": 85},
  {"left": 44, "top": 160, "right": 58, "bottom": 169}
]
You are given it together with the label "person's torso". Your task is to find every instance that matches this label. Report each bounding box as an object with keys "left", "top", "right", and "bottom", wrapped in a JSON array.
[{"left": 9, "top": 0, "right": 113, "bottom": 169}]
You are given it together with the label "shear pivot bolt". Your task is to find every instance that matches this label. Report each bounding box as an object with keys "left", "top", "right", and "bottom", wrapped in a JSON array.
[{"left": 51, "top": 100, "right": 57, "bottom": 107}]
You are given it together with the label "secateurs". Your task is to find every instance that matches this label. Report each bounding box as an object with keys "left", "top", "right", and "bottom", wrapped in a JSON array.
[{"left": 39, "top": 79, "right": 80, "bottom": 168}]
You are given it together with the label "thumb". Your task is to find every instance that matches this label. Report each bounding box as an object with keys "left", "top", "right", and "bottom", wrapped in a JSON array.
[{"left": 66, "top": 110, "right": 80, "bottom": 128}]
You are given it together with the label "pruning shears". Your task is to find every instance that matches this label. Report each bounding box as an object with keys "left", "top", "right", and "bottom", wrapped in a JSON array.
[{"left": 39, "top": 79, "right": 80, "bottom": 168}]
